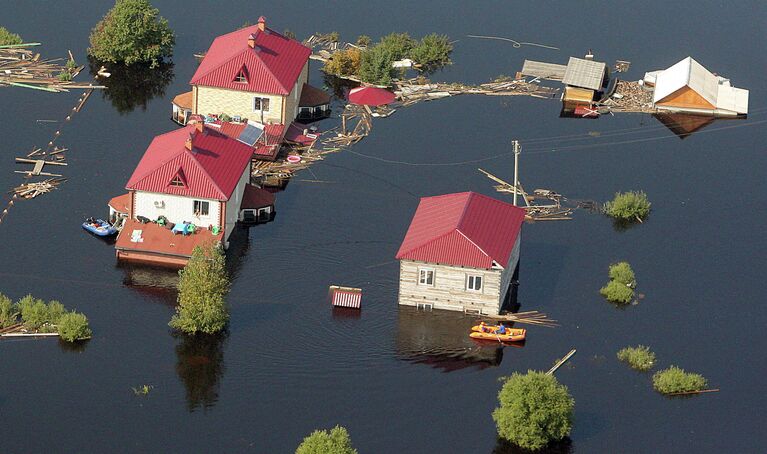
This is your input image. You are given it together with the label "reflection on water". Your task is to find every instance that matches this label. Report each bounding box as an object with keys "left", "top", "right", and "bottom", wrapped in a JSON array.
[
  {"left": 493, "top": 437, "right": 573, "bottom": 454},
  {"left": 174, "top": 332, "right": 227, "bottom": 412},
  {"left": 120, "top": 264, "right": 179, "bottom": 306},
  {"left": 88, "top": 58, "right": 174, "bottom": 114},
  {"left": 58, "top": 338, "right": 90, "bottom": 353},
  {"left": 396, "top": 306, "right": 511, "bottom": 372},
  {"left": 653, "top": 113, "right": 721, "bottom": 140}
]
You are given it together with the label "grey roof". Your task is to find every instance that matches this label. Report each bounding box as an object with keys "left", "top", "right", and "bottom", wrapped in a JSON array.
[
  {"left": 562, "top": 57, "right": 607, "bottom": 90},
  {"left": 520, "top": 60, "right": 567, "bottom": 80}
]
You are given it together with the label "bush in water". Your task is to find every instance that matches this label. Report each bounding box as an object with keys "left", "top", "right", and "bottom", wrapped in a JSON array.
[
  {"left": 0, "top": 293, "right": 18, "bottom": 328},
  {"left": 295, "top": 426, "right": 357, "bottom": 454},
  {"left": 617, "top": 345, "right": 656, "bottom": 371},
  {"left": 653, "top": 366, "right": 708, "bottom": 394},
  {"left": 57, "top": 312, "right": 93, "bottom": 342},
  {"left": 604, "top": 191, "right": 651, "bottom": 222}
]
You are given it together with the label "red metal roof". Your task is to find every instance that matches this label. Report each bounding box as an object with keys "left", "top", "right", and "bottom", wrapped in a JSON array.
[
  {"left": 348, "top": 86, "right": 396, "bottom": 106},
  {"left": 299, "top": 83, "right": 331, "bottom": 107},
  {"left": 125, "top": 125, "right": 254, "bottom": 201},
  {"left": 240, "top": 184, "right": 275, "bottom": 209},
  {"left": 395, "top": 192, "right": 526, "bottom": 269},
  {"left": 330, "top": 287, "right": 362, "bottom": 309},
  {"left": 108, "top": 193, "right": 132, "bottom": 213},
  {"left": 190, "top": 21, "right": 311, "bottom": 95}
]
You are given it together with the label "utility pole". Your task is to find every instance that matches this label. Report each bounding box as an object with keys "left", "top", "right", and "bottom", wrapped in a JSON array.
[{"left": 512, "top": 140, "right": 521, "bottom": 206}]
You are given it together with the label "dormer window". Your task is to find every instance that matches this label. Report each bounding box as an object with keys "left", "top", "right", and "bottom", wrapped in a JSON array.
[
  {"left": 234, "top": 66, "right": 248, "bottom": 84},
  {"left": 170, "top": 175, "right": 185, "bottom": 187}
]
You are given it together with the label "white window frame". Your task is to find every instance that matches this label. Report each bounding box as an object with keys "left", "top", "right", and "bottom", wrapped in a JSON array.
[
  {"left": 193, "top": 200, "right": 210, "bottom": 217},
  {"left": 253, "top": 96, "right": 270, "bottom": 112},
  {"left": 418, "top": 267, "right": 435, "bottom": 286},
  {"left": 466, "top": 274, "right": 483, "bottom": 292}
]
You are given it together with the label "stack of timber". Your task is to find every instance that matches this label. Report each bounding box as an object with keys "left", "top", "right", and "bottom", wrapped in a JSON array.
[
  {"left": 0, "top": 44, "right": 102, "bottom": 92},
  {"left": 479, "top": 168, "right": 574, "bottom": 221},
  {"left": 395, "top": 78, "right": 559, "bottom": 106},
  {"left": 11, "top": 178, "right": 67, "bottom": 199},
  {"left": 483, "top": 310, "right": 559, "bottom": 328},
  {"left": 0, "top": 323, "right": 59, "bottom": 338},
  {"left": 600, "top": 80, "right": 654, "bottom": 113}
]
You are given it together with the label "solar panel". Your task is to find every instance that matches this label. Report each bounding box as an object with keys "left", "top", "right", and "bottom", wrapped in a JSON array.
[{"left": 237, "top": 122, "right": 264, "bottom": 146}]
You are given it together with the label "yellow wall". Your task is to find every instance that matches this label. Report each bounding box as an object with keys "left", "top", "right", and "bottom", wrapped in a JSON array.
[{"left": 657, "top": 86, "right": 715, "bottom": 110}]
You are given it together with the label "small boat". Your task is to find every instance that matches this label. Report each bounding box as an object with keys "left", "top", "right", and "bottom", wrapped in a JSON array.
[
  {"left": 82, "top": 217, "right": 117, "bottom": 237},
  {"left": 469, "top": 324, "right": 526, "bottom": 342}
]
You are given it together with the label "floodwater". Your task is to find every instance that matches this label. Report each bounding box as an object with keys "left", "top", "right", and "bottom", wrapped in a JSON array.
[{"left": 1, "top": 1, "right": 766, "bottom": 452}]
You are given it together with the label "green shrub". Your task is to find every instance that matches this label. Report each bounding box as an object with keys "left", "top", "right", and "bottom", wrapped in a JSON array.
[
  {"left": 617, "top": 345, "right": 656, "bottom": 371},
  {"left": 0, "top": 26, "right": 23, "bottom": 46},
  {"left": 323, "top": 47, "right": 362, "bottom": 78},
  {"left": 88, "top": 0, "right": 175, "bottom": 67},
  {"left": 57, "top": 71, "right": 73, "bottom": 82},
  {"left": 47, "top": 300, "right": 67, "bottom": 324},
  {"left": 493, "top": 371, "right": 574, "bottom": 450},
  {"left": 604, "top": 191, "right": 651, "bottom": 222},
  {"left": 359, "top": 45, "right": 394, "bottom": 86},
  {"left": 600, "top": 280, "right": 634, "bottom": 304},
  {"left": 296, "top": 426, "right": 357, "bottom": 454},
  {"left": 355, "top": 35, "right": 371, "bottom": 47},
  {"left": 652, "top": 366, "right": 707, "bottom": 394},
  {"left": 66, "top": 58, "right": 78, "bottom": 69},
  {"left": 169, "top": 243, "right": 230, "bottom": 335},
  {"left": 377, "top": 32, "right": 415, "bottom": 61},
  {"left": 410, "top": 33, "right": 453, "bottom": 70},
  {"left": 608, "top": 262, "right": 635, "bottom": 286},
  {"left": 0, "top": 293, "right": 18, "bottom": 328},
  {"left": 57, "top": 312, "right": 93, "bottom": 342},
  {"left": 19, "top": 295, "right": 50, "bottom": 329},
  {"left": 219, "top": 113, "right": 232, "bottom": 123}
]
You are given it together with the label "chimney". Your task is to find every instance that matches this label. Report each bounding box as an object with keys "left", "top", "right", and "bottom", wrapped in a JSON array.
[
  {"left": 257, "top": 16, "right": 266, "bottom": 32},
  {"left": 248, "top": 34, "right": 256, "bottom": 49},
  {"left": 185, "top": 133, "right": 193, "bottom": 151}
]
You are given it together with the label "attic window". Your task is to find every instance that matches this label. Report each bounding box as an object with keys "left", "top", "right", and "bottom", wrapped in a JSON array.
[
  {"left": 169, "top": 175, "right": 185, "bottom": 187},
  {"left": 234, "top": 67, "right": 248, "bottom": 84}
]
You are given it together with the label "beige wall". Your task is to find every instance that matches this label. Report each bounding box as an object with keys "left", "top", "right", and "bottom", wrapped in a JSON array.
[
  {"left": 134, "top": 191, "right": 220, "bottom": 227},
  {"left": 195, "top": 86, "right": 285, "bottom": 124},
  {"left": 283, "top": 61, "right": 310, "bottom": 123},
  {"left": 398, "top": 260, "right": 504, "bottom": 315}
]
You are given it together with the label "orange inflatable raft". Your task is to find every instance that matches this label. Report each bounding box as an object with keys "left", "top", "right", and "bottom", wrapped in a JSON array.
[{"left": 469, "top": 324, "right": 526, "bottom": 342}]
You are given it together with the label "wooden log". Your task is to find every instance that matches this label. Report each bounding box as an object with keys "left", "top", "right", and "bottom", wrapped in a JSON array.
[{"left": 547, "top": 349, "right": 576, "bottom": 375}]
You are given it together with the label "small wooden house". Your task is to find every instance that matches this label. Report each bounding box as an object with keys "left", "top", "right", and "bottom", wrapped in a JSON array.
[{"left": 395, "top": 192, "right": 526, "bottom": 315}]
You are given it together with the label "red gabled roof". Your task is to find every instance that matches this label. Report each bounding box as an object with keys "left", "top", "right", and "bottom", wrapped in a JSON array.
[
  {"left": 395, "top": 192, "right": 526, "bottom": 269},
  {"left": 240, "top": 184, "right": 275, "bottom": 209},
  {"left": 126, "top": 125, "right": 254, "bottom": 201},
  {"left": 190, "top": 21, "right": 311, "bottom": 95}
]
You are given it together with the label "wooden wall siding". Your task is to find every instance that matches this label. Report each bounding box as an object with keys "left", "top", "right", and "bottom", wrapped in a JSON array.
[
  {"left": 656, "top": 86, "right": 715, "bottom": 110},
  {"left": 134, "top": 191, "right": 220, "bottom": 227},
  {"left": 498, "top": 235, "right": 521, "bottom": 302},
  {"left": 195, "top": 86, "right": 285, "bottom": 124},
  {"left": 222, "top": 169, "right": 250, "bottom": 243},
  {"left": 398, "top": 260, "right": 504, "bottom": 315}
]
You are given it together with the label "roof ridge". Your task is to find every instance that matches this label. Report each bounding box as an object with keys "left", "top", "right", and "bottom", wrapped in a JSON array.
[
  {"left": 455, "top": 228, "right": 494, "bottom": 263},
  {"left": 396, "top": 228, "right": 456, "bottom": 259},
  {"left": 186, "top": 130, "right": 229, "bottom": 200},
  {"left": 126, "top": 130, "right": 189, "bottom": 189}
]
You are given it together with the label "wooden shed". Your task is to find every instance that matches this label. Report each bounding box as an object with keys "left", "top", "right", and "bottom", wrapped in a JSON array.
[{"left": 395, "top": 192, "right": 526, "bottom": 315}]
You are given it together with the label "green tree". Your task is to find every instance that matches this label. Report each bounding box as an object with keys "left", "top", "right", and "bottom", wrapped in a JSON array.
[
  {"left": 0, "top": 26, "right": 23, "bottom": 46},
  {"left": 604, "top": 191, "right": 651, "bottom": 222},
  {"left": 296, "top": 426, "right": 357, "bottom": 454},
  {"left": 410, "top": 33, "right": 453, "bottom": 70},
  {"left": 323, "top": 47, "right": 362, "bottom": 78},
  {"left": 617, "top": 345, "right": 656, "bottom": 371},
  {"left": 359, "top": 45, "right": 394, "bottom": 86},
  {"left": 600, "top": 280, "right": 634, "bottom": 304},
  {"left": 377, "top": 32, "right": 415, "bottom": 61},
  {"left": 19, "top": 295, "right": 50, "bottom": 330},
  {"left": 88, "top": 0, "right": 175, "bottom": 67},
  {"left": 608, "top": 262, "right": 635, "bottom": 286},
  {"left": 0, "top": 293, "right": 18, "bottom": 328},
  {"left": 355, "top": 35, "right": 371, "bottom": 47},
  {"left": 493, "top": 371, "right": 574, "bottom": 450},
  {"left": 58, "top": 312, "right": 93, "bottom": 342},
  {"left": 653, "top": 366, "right": 707, "bottom": 394},
  {"left": 169, "top": 243, "right": 230, "bottom": 335}
]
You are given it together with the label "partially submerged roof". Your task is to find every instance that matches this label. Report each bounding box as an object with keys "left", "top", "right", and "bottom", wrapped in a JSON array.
[
  {"left": 241, "top": 184, "right": 275, "bottom": 209},
  {"left": 653, "top": 56, "right": 749, "bottom": 114},
  {"left": 395, "top": 192, "right": 526, "bottom": 269},
  {"left": 521, "top": 60, "right": 567, "bottom": 80},
  {"left": 172, "top": 91, "right": 193, "bottom": 110},
  {"left": 126, "top": 125, "right": 255, "bottom": 201},
  {"left": 108, "top": 193, "right": 132, "bottom": 213},
  {"left": 563, "top": 57, "right": 607, "bottom": 90},
  {"left": 299, "top": 83, "right": 331, "bottom": 107},
  {"left": 190, "top": 18, "right": 311, "bottom": 95}
]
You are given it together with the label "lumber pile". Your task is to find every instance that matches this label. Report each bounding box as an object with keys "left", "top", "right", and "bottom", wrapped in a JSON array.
[
  {"left": 11, "top": 178, "right": 66, "bottom": 199},
  {"left": 479, "top": 168, "right": 574, "bottom": 221},
  {"left": 601, "top": 80, "right": 654, "bottom": 113},
  {"left": 395, "top": 78, "right": 559, "bottom": 106},
  {"left": 483, "top": 310, "right": 559, "bottom": 328},
  {"left": 0, "top": 44, "right": 102, "bottom": 92}
]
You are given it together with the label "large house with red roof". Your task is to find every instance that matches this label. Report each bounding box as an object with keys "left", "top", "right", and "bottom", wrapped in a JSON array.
[
  {"left": 110, "top": 123, "right": 275, "bottom": 267},
  {"left": 172, "top": 17, "right": 328, "bottom": 127},
  {"left": 395, "top": 192, "right": 526, "bottom": 315}
]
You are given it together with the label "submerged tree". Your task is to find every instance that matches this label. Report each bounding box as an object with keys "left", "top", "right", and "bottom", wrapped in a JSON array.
[
  {"left": 175, "top": 332, "right": 227, "bottom": 412},
  {"left": 653, "top": 366, "right": 708, "bottom": 394},
  {"left": 0, "top": 26, "right": 23, "bottom": 46},
  {"left": 296, "top": 426, "right": 358, "bottom": 454},
  {"left": 88, "top": 56, "right": 173, "bottom": 114},
  {"left": 0, "top": 293, "right": 18, "bottom": 328},
  {"left": 600, "top": 261, "right": 636, "bottom": 305},
  {"left": 493, "top": 371, "right": 574, "bottom": 451},
  {"left": 88, "top": 0, "right": 175, "bottom": 67},
  {"left": 169, "top": 242, "right": 230, "bottom": 335},
  {"left": 604, "top": 191, "right": 651, "bottom": 223},
  {"left": 617, "top": 345, "right": 656, "bottom": 371},
  {"left": 410, "top": 33, "right": 453, "bottom": 72},
  {"left": 57, "top": 312, "right": 93, "bottom": 342}
]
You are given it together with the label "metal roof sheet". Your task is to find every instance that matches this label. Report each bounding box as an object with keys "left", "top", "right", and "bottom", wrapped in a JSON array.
[
  {"left": 395, "top": 192, "right": 526, "bottom": 269},
  {"left": 190, "top": 23, "right": 311, "bottom": 95},
  {"left": 520, "top": 60, "right": 567, "bottom": 80},
  {"left": 562, "top": 57, "right": 607, "bottom": 90}
]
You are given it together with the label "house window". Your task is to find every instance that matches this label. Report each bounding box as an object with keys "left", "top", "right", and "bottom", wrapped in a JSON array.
[
  {"left": 418, "top": 268, "right": 434, "bottom": 286},
  {"left": 253, "top": 97, "right": 270, "bottom": 112},
  {"left": 170, "top": 175, "right": 185, "bottom": 187},
  {"left": 193, "top": 200, "right": 210, "bottom": 217},
  {"left": 467, "top": 275, "right": 483, "bottom": 292},
  {"left": 234, "top": 70, "right": 248, "bottom": 84}
]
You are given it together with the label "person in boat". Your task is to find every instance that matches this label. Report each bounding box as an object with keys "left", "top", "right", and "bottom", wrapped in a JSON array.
[
  {"left": 497, "top": 324, "right": 507, "bottom": 335},
  {"left": 479, "top": 321, "right": 488, "bottom": 333}
]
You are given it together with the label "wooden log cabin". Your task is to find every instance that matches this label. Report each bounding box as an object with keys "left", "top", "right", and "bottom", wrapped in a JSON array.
[{"left": 395, "top": 192, "right": 526, "bottom": 315}]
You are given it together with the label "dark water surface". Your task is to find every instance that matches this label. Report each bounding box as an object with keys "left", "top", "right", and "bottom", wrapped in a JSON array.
[{"left": 1, "top": 1, "right": 766, "bottom": 453}]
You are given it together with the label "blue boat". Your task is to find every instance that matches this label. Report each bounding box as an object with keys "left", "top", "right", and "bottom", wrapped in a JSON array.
[{"left": 82, "top": 217, "right": 118, "bottom": 237}]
